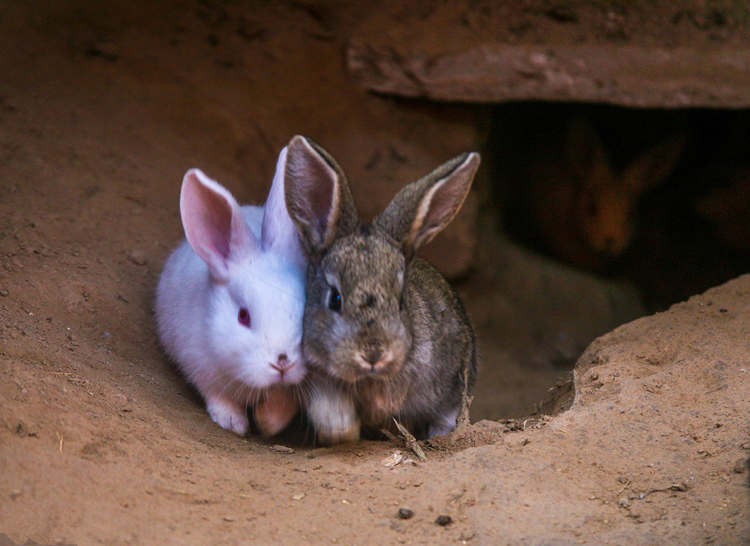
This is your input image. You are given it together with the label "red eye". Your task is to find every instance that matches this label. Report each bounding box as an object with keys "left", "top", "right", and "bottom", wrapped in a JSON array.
[{"left": 238, "top": 308, "right": 251, "bottom": 328}]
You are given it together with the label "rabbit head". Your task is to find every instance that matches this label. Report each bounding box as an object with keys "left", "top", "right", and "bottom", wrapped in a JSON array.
[
  {"left": 179, "top": 152, "right": 307, "bottom": 390},
  {"left": 565, "top": 118, "right": 684, "bottom": 257},
  {"left": 283, "top": 136, "right": 479, "bottom": 386}
]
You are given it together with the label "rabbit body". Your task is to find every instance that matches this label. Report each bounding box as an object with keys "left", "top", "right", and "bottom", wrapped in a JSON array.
[
  {"left": 155, "top": 149, "right": 307, "bottom": 437},
  {"left": 283, "top": 136, "right": 480, "bottom": 444}
]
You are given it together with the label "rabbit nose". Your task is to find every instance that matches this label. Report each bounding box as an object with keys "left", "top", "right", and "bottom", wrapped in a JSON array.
[
  {"left": 271, "top": 354, "right": 293, "bottom": 374},
  {"left": 361, "top": 340, "right": 385, "bottom": 366}
]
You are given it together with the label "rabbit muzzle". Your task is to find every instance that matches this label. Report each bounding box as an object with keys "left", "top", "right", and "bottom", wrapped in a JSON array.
[
  {"left": 266, "top": 353, "right": 306, "bottom": 385},
  {"left": 270, "top": 353, "right": 292, "bottom": 376},
  {"left": 354, "top": 338, "right": 393, "bottom": 374}
]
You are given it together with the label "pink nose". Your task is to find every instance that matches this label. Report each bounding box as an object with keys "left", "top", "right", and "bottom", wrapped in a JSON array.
[{"left": 271, "top": 354, "right": 293, "bottom": 374}]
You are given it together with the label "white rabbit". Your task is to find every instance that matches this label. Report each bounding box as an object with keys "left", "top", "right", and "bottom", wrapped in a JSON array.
[{"left": 155, "top": 147, "right": 307, "bottom": 436}]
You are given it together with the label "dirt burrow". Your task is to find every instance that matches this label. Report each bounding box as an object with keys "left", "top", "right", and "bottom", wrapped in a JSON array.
[{"left": 0, "top": 2, "right": 748, "bottom": 545}]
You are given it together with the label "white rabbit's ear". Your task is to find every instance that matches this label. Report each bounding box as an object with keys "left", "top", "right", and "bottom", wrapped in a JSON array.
[
  {"left": 284, "top": 136, "right": 359, "bottom": 254},
  {"left": 375, "top": 152, "right": 480, "bottom": 255},
  {"left": 260, "top": 146, "right": 306, "bottom": 268},
  {"left": 180, "top": 168, "right": 258, "bottom": 283}
]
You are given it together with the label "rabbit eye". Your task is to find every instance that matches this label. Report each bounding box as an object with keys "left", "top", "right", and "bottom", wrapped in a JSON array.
[
  {"left": 238, "top": 307, "right": 251, "bottom": 328},
  {"left": 328, "top": 286, "right": 342, "bottom": 312}
]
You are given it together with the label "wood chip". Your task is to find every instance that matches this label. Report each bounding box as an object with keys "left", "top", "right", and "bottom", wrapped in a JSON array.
[{"left": 382, "top": 450, "right": 405, "bottom": 467}]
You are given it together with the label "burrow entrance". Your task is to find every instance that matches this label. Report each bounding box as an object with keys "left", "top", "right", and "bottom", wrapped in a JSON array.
[{"left": 464, "top": 103, "right": 750, "bottom": 424}]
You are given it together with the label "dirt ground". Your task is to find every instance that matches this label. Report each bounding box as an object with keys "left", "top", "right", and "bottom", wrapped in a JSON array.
[{"left": 0, "top": 1, "right": 748, "bottom": 544}]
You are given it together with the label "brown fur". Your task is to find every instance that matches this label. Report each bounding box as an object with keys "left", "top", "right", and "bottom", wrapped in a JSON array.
[{"left": 284, "top": 136, "right": 480, "bottom": 444}]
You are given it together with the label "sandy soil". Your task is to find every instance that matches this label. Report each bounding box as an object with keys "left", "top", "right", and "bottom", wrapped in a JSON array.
[{"left": 0, "top": 1, "right": 748, "bottom": 544}]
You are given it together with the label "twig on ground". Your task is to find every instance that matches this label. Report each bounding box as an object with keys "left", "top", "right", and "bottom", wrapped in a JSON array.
[
  {"left": 616, "top": 478, "right": 631, "bottom": 496},
  {"left": 392, "top": 419, "right": 427, "bottom": 461},
  {"left": 455, "top": 365, "right": 473, "bottom": 431}
]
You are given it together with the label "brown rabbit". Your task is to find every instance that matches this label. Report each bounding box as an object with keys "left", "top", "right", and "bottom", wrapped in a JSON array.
[
  {"left": 519, "top": 118, "right": 684, "bottom": 270},
  {"left": 283, "top": 136, "right": 480, "bottom": 445}
]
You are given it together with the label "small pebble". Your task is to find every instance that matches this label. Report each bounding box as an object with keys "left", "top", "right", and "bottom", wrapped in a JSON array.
[
  {"left": 0, "top": 289, "right": 8, "bottom": 297},
  {"left": 15, "top": 420, "right": 28, "bottom": 436},
  {"left": 128, "top": 249, "right": 147, "bottom": 266},
  {"left": 435, "top": 515, "right": 452, "bottom": 526},
  {"left": 271, "top": 445, "right": 295, "bottom": 453},
  {"left": 734, "top": 458, "right": 746, "bottom": 474},
  {"left": 397, "top": 508, "right": 414, "bottom": 520}
]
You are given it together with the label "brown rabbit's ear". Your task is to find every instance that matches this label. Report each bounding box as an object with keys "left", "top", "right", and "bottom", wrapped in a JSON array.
[
  {"left": 565, "top": 117, "right": 610, "bottom": 183},
  {"left": 284, "top": 136, "right": 359, "bottom": 254},
  {"left": 375, "top": 152, "right": 480, "bottom": 254},
  {"left": 622, "top": 133, "right": 685, "bottom": 194}
]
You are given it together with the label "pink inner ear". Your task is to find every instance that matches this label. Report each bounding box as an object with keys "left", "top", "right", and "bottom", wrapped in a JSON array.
[
  {"left": 422, "top": 179, "right": 465, "bottom": 234},
  {"left": 194, "top": 185, "right": 232, "bottom": 260},
  {"left": 306, "top": 161, "right": 336, "bottom": 237},
  {"left": 411, "top": 175, "right": 470, "bottom": 250},
  {"left": 181, "top": 169, "right": 256, "bottom": 281},
  {"left": 286, "top": 139, "right": 338, "bottom": 242}
]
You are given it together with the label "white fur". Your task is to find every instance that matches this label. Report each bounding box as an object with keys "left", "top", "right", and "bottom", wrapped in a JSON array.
[
  {"left": 306, "top": 376, "right": 360, "bottom": 445},
  {"left": 155, "top": 148, "right": 307, "bottom": 436}
]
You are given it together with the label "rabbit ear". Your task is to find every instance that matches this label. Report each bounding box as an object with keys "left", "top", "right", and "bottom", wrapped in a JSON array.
[
  {"left": 565, "top": 117, "right": 610, "bottom": 184},
  {"left": 284, "top": 135, "right": 358, "bottom": 254},
  {"left": 375, "top": 152, "right": 480, "bottom": 254},
  {"left": 260, "top": 146, "right": 306, "bottom": 268},
  {"left": 622, "top": 134, "right": 685, "bottom": 194},
  {"left": 180, "top": 168, "right": 258, "bottom": 283}
]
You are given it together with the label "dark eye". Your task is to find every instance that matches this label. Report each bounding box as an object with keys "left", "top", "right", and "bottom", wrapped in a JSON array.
[
  {"left": 328, "top": 286, "right": 342, "bottom": 312},
  {"left": 238, "top": 307, "right": 251, "bottom": 328}
]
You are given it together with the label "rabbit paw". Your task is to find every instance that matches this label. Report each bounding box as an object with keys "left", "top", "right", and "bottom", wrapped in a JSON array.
[
  {"left": 308, "top": 391, "right": 360, "bottom": 445},
  {"left": 206, "top": 397, "right": 249, "bottom": 436},
  {"left": 316, "top": 415, "right": 361, "bottom": 446},
  {"left": 255, "top": 387, "right": 299, "bottom": 436},
  {"left": 426, "top": 407, "right": 459, "bottom": 439}
]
